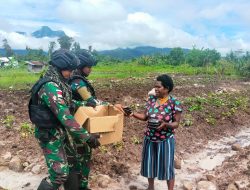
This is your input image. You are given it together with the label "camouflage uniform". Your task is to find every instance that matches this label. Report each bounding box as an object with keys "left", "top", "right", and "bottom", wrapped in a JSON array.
[
  {"left": 34, "top": 66, "right": 90, "bottom": 189},
  {"left": 71, "top": 75, "right": 108, "bottom": 107},
  {"left": 70, "top": 76, "right": 96, "bottom": 189},
  {"left": 73, "top": 139, "right": 92, "bottom": 189},
  {"left": 69, "top": 50, "right": 106, "bottom": 189}
]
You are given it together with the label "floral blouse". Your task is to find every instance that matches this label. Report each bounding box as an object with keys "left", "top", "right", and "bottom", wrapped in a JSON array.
[{"left": 145, "top": 95, "right": 182, "bottom": 142}]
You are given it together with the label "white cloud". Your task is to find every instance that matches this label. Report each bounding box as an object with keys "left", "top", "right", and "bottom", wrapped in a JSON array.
[
  {"left": 60, "top": 27, "right": 79, "bottom": 38},
  {"left": 0, "top": 0, "right": 250, "bottom": 54},
  {"left": 0, "top": 0, "right": 59, "bottom": 20},
  {"left": 200, "top": 4, "right": 232, "bottom": 20},
  {"left": 57, "top": 0, "right": 127, "bottom": 24},
  {"left": 73, "top": 11, "right": 203, "bottom": 49},
  {"left": 5, "top": 19, "right": 78, "bottom": 38},
  {"left": 198, "top": 2, "right": 250, "bottom": 27},
  {"left": 7, "top": 19, "right": 58, "bottom": 33},
  {"left": 0, "top": 18, "right": 12, "bottom": 32},
  {"left": 0, "top": 30, "right": 56, "bottom": 51}
]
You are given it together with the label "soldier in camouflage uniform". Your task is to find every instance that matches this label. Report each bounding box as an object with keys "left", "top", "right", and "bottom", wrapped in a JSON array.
[
  {"left": 29, "top": 49, "right": 100, "bottom": 190},
  {"left": 70, "top": 50, "right": 108, "bottom": 107},
  {"left": 69, "top": 50, "right": 107, "bottom": 190}
]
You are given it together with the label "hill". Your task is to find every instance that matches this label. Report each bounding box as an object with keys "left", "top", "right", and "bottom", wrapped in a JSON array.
[
  {"left": 1, "top": 46, "right": 189, "bottom": 60},
  {"left": 0, "top": 49, "right": 27, "bottom": 56},
  {"left": 98, "top": 46, "right": 189, "bottom": 60},
  {"left": 31, "top": 26, "right": 65, "bottom": 38}
]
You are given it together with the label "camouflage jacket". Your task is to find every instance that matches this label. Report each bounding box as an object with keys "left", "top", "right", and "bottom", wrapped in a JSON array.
[
  {"left": 38, "top": 81, "right": 90, "bottom": 143},
  {"left": 71, "top": 78, "right": 108, "bottom": 106}
]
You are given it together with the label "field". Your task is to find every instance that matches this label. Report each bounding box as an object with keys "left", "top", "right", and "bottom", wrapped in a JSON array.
[
  {"left": 0, "top": 62, "right": 236, "bottom": 89},
  {"left": 0, "top": 64, "right": 249, "bottom": 190}
]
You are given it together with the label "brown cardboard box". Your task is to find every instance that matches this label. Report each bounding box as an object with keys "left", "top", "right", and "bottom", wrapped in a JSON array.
[{"left": 74, "top": 105, "right": 124, "bottom": 145}]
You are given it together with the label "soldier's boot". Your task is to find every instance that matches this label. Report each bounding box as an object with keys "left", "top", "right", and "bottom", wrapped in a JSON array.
[
  {"left": 64, "top": 171, "right": 79, "bottom": 190},
  {"left": 78, "top": 174, "right": 91, "bottom": 190},
  {"left": 77, "top": 173, "right": 91, "bottom": 190},
  {"left": 37, "top": 178, "right": 54, "bottom": 190}
]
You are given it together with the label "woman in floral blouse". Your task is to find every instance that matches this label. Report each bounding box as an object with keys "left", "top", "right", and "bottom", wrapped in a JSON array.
[{"left": 130, "top": 74, "right": 182, "bottom": 190}]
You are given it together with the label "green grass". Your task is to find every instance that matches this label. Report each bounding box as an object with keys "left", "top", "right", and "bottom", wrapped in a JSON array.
[
  {"left": 91, "top": 62, "right": 227, "bottom": 79},
  {"left": 0, "top": 62, "right": 237, "bottom": 89},
  {"left": 0, "top": 68, "right": 41, "bottom": 89}
]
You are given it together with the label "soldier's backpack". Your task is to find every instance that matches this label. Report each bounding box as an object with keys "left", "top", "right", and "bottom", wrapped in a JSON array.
[{"left": 28, "top": 77, "right": 60, "bottom": 128}]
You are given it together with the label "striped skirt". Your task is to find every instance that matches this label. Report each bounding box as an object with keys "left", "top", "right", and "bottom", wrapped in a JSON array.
[{"left": 140, "top": 137, "right": 175, "bottom": 180}]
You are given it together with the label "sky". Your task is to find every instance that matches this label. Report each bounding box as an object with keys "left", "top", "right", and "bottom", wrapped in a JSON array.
[{"left": 0, "top": 0, "right": 250, "bottom": 55}]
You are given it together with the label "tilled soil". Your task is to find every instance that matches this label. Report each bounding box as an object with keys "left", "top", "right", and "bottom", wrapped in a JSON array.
[
  {"left": 0, "top": 75, "right": 250, "bottom": 189},
  {"left": 214, "top": 145, "right": 250, "bottom": 190}
]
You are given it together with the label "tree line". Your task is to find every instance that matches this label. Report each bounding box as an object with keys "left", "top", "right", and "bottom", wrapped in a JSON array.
[
  {"left": 136, "top": 47, "right": 250, "bottom": 77},
  {"left": 1, "top": 36, "right": 250, "bottom": 77},
  {"left": 1, "top": 35, "right": 88, "bottom": 62}
]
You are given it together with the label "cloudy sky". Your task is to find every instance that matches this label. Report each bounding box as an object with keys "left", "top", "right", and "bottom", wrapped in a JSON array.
[{"left": 0, "top": 0, "right": 250, "bottom": 54}]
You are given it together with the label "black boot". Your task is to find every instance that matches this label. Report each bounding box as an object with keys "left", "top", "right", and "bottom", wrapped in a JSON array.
[
  {"left": 64, "top": 171, "right": 79, "bottom": 190},
  {"left": 77, "top": 173, "right": 91, "bottom": 190},
  {"left": 37, "top": 178, "right": 54, "bottom": 190}
]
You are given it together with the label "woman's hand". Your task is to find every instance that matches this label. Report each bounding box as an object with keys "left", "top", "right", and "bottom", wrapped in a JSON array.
[
  {"left": 114, "top": 104, "right": 134, "bottom": 117},
  {"left": 114, "top": 104, "right": 125, "bottom": 114},
  {"left": 156, "top": 121, "right": 167, "bottom": 130}
]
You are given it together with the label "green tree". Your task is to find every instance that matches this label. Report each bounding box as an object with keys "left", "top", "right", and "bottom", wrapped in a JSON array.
[
  {"left": 226, "top": 50, "right": 244, "bottom": 71},
  {"left": 156, "top": 54, "right": 170, "bottom": 64},
  {"left": 48, "top": 41, "right": 56, "bottom": 58},
  {"left": 25, "top": 46, "right": 48, "bottom": 62},
  {"left": 169, "top": 47, "right": 185, "bottom": 65},
  {"left": 57, "top": 35, "right": 74, "bottom": 50},
  {"left": 2, "top": 39, "right": 14, "bottom": 57},
  {"left": 88, "top": 45, "right": 92, "bottom": 52},
  {"left": 71, "top": 42, "right": 81, "bottom": 54},
  {"left": 242, "top": 51, "right": 250, "bottom": 62},
  {"left": 186, "top": 48, "right": 203, "bottom": 67},
  {"left": 225, "top": 51, "right": 237, "bottom": 63},
  {"left": 203, "top": 49, "right": 221, "bottom": 66},
  {"left": 186, "top": 48, "right": 220, "bottom": 67},
  {"left": 228, "top": 51, "right": 250, "bottom": 77},
  {"left": 240, "top": 61, "right": 250, "bottom": 77}
]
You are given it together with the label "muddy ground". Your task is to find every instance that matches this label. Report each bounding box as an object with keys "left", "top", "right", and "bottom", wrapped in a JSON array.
[{"left": 0, "top": 75, "right": 250, "bottom": 190}]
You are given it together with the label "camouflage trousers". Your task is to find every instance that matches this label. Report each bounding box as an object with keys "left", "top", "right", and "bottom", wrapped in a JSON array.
[
  {"left": 74, "top": 140, "right": 92, "bottom": 189},
  {"left": 35, "top": 127, "right": 92, "bottom": 189}
]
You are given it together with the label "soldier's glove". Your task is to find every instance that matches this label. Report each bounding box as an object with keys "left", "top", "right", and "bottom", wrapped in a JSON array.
[
  {"left": 86, "top": 134, "right": 101, "bottom": 149},
  {"left": 86, "top": 99, "right": 97, "bottom": 108}
]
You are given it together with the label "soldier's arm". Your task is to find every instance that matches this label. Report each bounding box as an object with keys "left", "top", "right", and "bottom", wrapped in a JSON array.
[
  {"left": 38, "top": 82, "right": 90, "bottom": 143},
  {"left": 71, "top": 79, "right": 97, "bottom": 106},
  {"left": 72, "top": 99, "right": 87, "bottom": 107}
]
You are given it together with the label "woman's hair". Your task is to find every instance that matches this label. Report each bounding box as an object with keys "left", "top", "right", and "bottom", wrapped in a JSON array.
[{"left": 156, "top": 74, "right": 174, "bottom": 92}]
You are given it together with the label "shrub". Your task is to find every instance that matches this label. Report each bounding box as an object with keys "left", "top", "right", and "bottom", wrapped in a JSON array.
[{"left": 3, "top": 115, "right": 15, "bottom": 129}]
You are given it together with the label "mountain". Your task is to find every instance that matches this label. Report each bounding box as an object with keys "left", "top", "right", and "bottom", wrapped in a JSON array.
[
  {"left": 0, "top": 49, "right": 47, "bottom": 56},
  {"left": 16, "top": 31, "right": 27, "bottom": 35},
  {"left": 32, "top": 26, "right": 65, "bottom": 38},
  {"left": 0, "top": 46, "right": 189, "bottom": 60},
  {"left": 98, "top": 46, "right": 189, "bottom": 60},
  {"left": 0, "top": 49, "right": 26, "bottom": 56}
]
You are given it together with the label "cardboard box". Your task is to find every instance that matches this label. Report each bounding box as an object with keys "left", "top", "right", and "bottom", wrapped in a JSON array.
[{"left": 74, "top": 105, "right": 124, "bottom": 145}]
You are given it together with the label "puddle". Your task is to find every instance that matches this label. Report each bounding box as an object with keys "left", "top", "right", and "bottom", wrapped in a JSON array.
[
  {"left": 104, "top": 126, "right": 250, "bottom": 190},
  {"left": 0, "top": 168, "right": 46, "bottom": 190},
  {"left": 189, "top": 127, "right": 250, "bottom": 171},
  {"left": 0, "top": 127, "right": 249, "bottom": 190}
]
